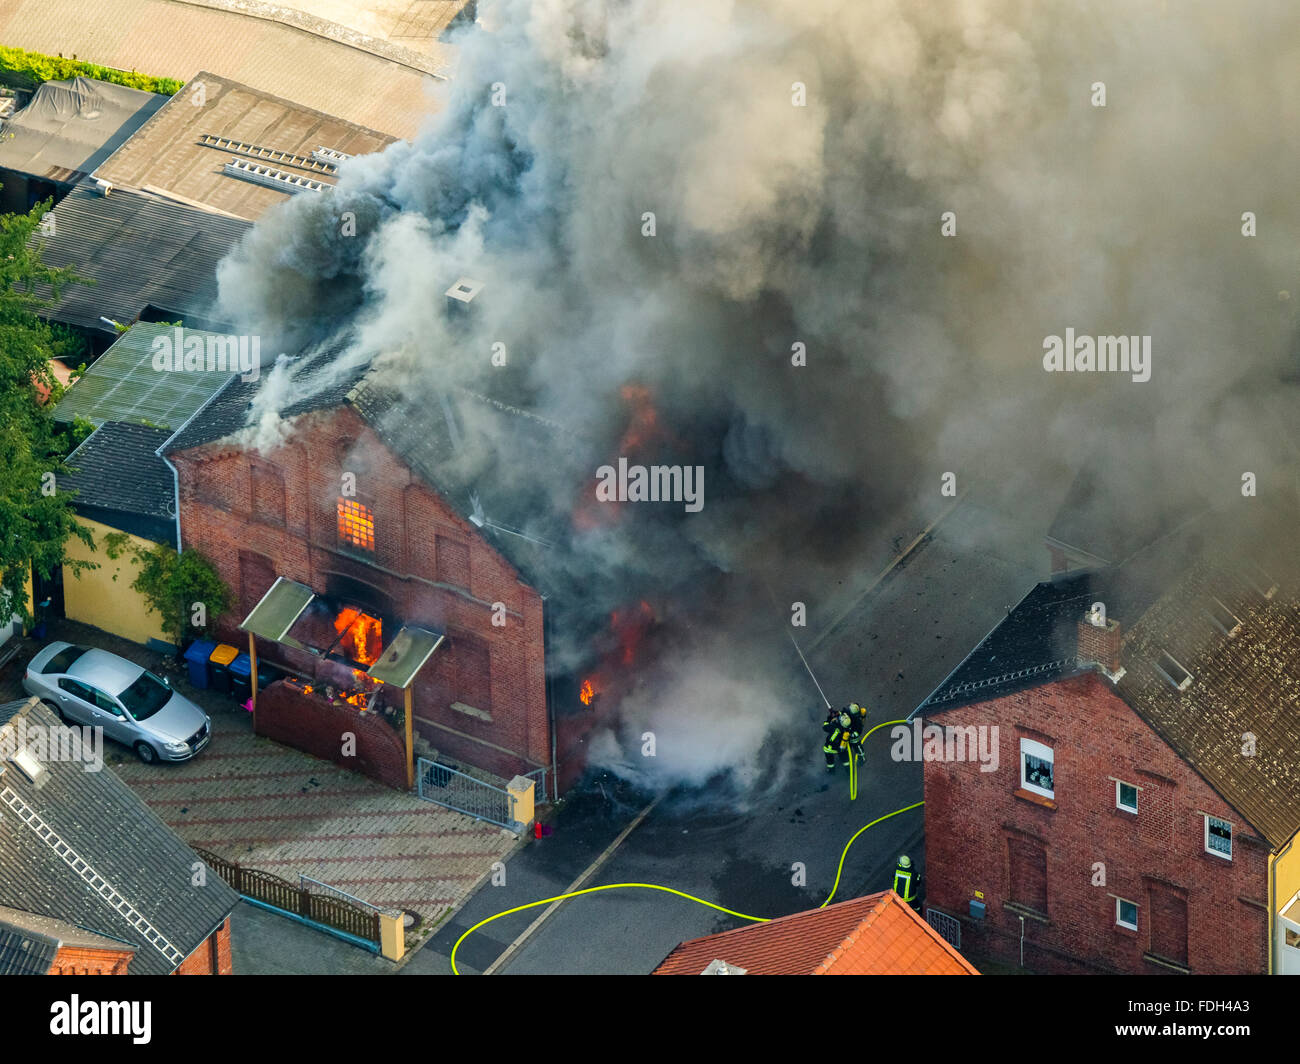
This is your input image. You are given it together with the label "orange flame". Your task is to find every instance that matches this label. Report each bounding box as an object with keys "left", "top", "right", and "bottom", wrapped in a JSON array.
[
  {"left": 334, "top": 608, "right": 382, "bottom": 666},
  {"left": 579, "top": 678, "right": 596, "bottom": 706}
]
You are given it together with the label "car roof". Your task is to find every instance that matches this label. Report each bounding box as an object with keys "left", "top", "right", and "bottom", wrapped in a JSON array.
[{"left": 66, "top": 649, "right": 145, "bottom": 696}]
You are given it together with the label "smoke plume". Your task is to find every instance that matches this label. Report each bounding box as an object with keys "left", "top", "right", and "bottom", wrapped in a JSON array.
[{"left": 215, "top": 0, "right": 1300, "bottom": 791}]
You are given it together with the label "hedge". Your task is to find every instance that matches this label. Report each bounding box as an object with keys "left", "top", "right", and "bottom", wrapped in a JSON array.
[{"left": 0, "top": 45, "right": 183, "bottom": 95}]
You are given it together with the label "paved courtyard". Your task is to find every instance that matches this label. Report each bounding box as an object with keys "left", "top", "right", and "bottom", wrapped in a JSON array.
[{"left": 4, "top": 619, "right": 518, "bottom": 927}]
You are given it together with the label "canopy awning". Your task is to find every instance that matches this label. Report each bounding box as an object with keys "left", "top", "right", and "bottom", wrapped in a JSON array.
[
  {"left": 239, "top": 577, "right": 316, "bottom": 652},
  {"left": 365, "top": 626, "right": 444, "bottom": 689}
]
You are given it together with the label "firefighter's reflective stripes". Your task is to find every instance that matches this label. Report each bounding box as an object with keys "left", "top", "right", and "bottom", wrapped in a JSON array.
[{"left": 893, "top": 866, "right": 916, "bottom": 902}]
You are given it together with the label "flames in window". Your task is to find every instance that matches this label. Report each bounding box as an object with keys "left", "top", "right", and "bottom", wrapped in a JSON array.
[
  {"left": 334, "top": 607, "right": 382, "bottom": 666},
  {"left": 337, "top": 498, "right": 375, "bottom": 552}
]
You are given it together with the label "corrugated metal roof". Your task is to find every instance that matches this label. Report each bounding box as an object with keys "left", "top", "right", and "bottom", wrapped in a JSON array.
[
  {"left": 34, "top": 188, "right": 250, "bottom": 332},
  {"left": 52, "top": 322, "right": 236, "bottom": 428}
]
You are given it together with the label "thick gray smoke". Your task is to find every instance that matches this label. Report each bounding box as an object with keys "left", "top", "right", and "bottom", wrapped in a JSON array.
[{"left": 215, "top": 0, "right": 1300, "bottom": 791}]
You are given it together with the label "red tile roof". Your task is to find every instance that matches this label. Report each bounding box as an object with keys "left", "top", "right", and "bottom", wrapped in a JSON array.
[{"left": 652, "top": 891, "right": 979, "bottom": 975}]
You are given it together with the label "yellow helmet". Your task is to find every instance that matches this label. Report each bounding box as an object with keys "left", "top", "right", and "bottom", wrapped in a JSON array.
[{"left": 898, "top": 855, "right": 912, "bottom": 869}]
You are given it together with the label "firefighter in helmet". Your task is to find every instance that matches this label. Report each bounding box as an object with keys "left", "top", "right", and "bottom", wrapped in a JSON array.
[
  {"left": 823, "top": 705, "right": 865, "bottom": 771},
  {"left": 893, "top": 854, "right": 922, "bottom": 908}
]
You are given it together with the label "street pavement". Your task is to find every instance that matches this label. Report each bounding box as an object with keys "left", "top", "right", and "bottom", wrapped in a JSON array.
[{"left": 414, "top": 480, "right": 1066, "bottom": 975}]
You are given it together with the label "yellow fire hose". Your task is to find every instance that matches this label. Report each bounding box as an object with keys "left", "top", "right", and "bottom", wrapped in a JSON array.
[{"left": 450, "top": 720, "right": 920, "bottom": 974}]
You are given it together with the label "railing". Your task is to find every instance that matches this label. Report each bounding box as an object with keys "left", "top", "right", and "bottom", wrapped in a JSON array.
[
  {"left": 416, "top": 757, "right": 521, "bottom": 831},
  {"left": 196, "top": 848, "right": 381, "bottom": 947},
  {"left": 523, "top": 765, "right": 551, "bottom": 805}
]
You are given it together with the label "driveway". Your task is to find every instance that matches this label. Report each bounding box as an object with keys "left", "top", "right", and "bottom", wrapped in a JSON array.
[{"left": 4, "top": 619, "right": 518, "bottom": 929}]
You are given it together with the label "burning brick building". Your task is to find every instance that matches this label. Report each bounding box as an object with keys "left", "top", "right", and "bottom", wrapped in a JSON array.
[{"left": 162, "top": 345, "right": 566, "bottom": 791}]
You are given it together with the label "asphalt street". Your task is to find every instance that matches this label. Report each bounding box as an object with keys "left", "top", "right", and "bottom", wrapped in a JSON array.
[{"left": 412, "top": 481, "right": 1064, "bottom": 975}]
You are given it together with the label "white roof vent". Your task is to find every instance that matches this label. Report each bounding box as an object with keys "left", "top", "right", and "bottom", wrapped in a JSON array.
[
  {"left": 701, "top": 959, "right": 747, "bottom": 975},
  {"left": 445, "top": 278, "right": 484, "bottom": 304}
]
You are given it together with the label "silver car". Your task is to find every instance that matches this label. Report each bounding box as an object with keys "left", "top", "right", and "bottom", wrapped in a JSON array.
[{"left": 23, "top": 642, "right": 211, "bottom": 763}]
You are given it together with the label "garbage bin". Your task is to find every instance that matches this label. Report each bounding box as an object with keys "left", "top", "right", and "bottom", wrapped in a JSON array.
[
  {"left": 208, "top": 643, "right": 238, "bottom": 695},
  {"left": 184, "top": 639, "right": 216, "bottom": 689},
  {"left": 229, "top": 652, "right": 252, "bottom": 702}
]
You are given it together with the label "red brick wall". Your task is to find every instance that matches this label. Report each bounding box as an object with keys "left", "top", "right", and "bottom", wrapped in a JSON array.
[
  {"left": 50, "top": 946, "right": 133, "bottom": 974},
  {"left": 922, "top": 672, "right": 1269, "bottom": 974},
  {"left": 172, "top": 407, "right": 551, "bottom": 780},
  {"left": 173, "top": 919, "right": 232, "bottom": 975},
  {"left": 255, "top": 680, "right": 409, "bottom": 790}
]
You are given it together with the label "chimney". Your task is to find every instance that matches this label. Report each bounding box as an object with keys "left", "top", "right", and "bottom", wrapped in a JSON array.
[{"left": 1077, "top": 602, "right": 1122, "bottom": 674}]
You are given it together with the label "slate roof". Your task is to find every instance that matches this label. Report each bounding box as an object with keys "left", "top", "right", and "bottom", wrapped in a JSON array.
[
  {"left": 0, "top": 699, "right": 238, "bottom": 975},
  {"left": 34, "top": 183, "right": 250, "bottom": 332},
  {"left": 163, "top": 352, "right": 577, "bottom": 585},
  {"left": 93, "top": 72, "right": 396, "bottom": 222},
  {"left": 917, "top": 574, "right": 1096, "bottom": 713},
  {"left": 0, "top": 904, "right": 135, "bottom": 975},
  {"left": 918, "top": 506, "right": 1300, "bottom": 849},
  {"left": 0, "top": 76, "right": 165, "bottom": 182},
  {"left": 653, "top": 892, "right": 979, "bottom": 975},
  {"left": 61, "top": 421, "right": 174, "bottom": 523}
]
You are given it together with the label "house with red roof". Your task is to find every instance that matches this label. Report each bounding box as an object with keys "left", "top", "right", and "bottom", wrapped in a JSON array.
[{"left": 652, "top": 891, "right": 979, "bottom": 975}]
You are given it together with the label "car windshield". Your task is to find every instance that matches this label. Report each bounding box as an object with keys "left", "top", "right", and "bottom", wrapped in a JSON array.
[
  {"left": 42, "top": 645, "right": 87, "bottom": 674},
  {"left": 117, "top": 671, "right": 172, "bottom": 720}
]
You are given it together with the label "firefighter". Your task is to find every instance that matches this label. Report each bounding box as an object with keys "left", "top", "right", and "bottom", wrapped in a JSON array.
[
  {"left": 893, "top": 854, "right": 921, "bottom": 908},
  {"left": 846, "top": 702, "right": 868, "bottom": 760},
  {"left": 823, "top": 706, "right": 862, "bottom": 771}
]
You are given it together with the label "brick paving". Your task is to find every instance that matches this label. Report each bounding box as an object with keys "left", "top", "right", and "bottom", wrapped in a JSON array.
[{"left": 4, "top": 620, "right": 518, "bottom": 924}]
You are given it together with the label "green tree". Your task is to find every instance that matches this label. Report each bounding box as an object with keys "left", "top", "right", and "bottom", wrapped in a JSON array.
[
  {"left": 0, "top": 199, "right": 92, "bottom": 625},
  {"left": 104, "top": 537, "right": 231, "bottom": 645}
]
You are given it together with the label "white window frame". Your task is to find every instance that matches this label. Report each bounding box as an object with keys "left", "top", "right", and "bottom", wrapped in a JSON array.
[
  {"left": 1115, "top": 780, "right": 1138, "bottom": 813},
  {"left": 1116, "top": 897, "right": 1138, "bottom": 930},
  {"left": 1020, "top": 738, "right": 1055, "bottom": 799},
  {"left": 1204, "top": 815, "right": 1233, "bottom": 860}
]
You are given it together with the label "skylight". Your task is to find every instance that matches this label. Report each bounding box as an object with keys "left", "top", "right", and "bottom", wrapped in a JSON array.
[
  {"left": 1155, "top": 651, "right": 1193, "bottom": 691},
  {"left": 1245, "top": 564, "right": 1278, "bottom": 600},
  {"left": 1206, "top": 598, "right": 1242, "bottom": 636}
]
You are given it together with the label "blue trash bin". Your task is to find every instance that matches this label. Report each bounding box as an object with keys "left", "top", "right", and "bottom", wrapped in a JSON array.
[
  {"left": 184, "top": 639, "right": 216, "bottom": 689},
  {"left": 229, "top": 652, "right": 252, "bottom": 702}
]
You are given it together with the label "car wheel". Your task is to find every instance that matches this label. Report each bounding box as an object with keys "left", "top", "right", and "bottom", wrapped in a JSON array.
[{"left": 134, "top": 742, "right": 159, "bottom": 765}]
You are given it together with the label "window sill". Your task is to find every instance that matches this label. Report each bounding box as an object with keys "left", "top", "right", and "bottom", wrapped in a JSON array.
[
  {"left": 451, "top": 701, "right": 493, "bottom": 723},
  {"left": 1013, "top": 788, "right": 1057, "bottom": 811},
  {"left": 1114, "top": 923, "right": 1139, "bottom": 938},
  {"left": 1002, "top": 901, "right": 1050, "bottom": 925}
]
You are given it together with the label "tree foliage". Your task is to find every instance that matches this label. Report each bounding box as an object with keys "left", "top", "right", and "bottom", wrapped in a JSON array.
[
  {"left": 0, "top": 200, "right": 93, "bottom": 624},
  {"left": 0, "top": 46, "right": 183, "bottom": 95},
  {"left": 103, "top": 536, "right": 231, "bottom": 646}
]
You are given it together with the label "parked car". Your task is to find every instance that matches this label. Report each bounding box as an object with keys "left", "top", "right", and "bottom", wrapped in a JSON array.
[{"left": 23, "top": 642, "right": 211, "bottom": 763}]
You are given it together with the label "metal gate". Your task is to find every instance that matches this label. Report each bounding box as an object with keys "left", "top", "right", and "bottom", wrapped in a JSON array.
[
  {"left": 416, "top": 757, "right": 520, "bottom": 831},
  {"left": 925, "top": 907, "right": 961, "bottom": 950}
]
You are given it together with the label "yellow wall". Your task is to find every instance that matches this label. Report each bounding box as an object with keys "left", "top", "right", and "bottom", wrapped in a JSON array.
[
  {"left": 62, "top": 517, "right": 170, "bottom": 646},
  {"left": 1271, "top": 833, "right": 1300, "bottom": 973}
]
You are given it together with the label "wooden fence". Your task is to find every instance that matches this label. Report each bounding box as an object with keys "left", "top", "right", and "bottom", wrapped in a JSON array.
[{"left": 196, "top": 847, "right": 381, "bottom": 946}]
